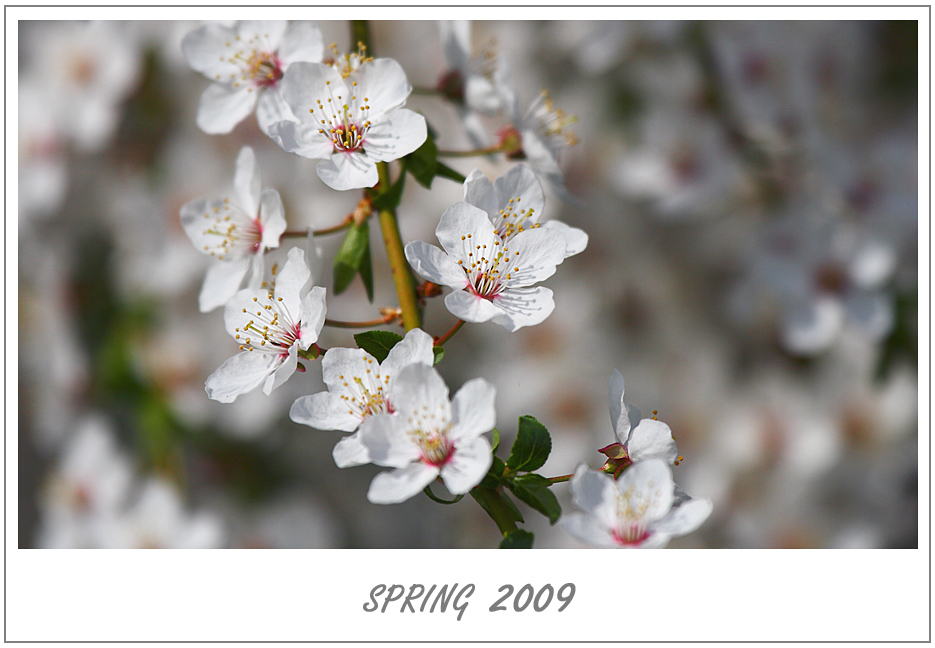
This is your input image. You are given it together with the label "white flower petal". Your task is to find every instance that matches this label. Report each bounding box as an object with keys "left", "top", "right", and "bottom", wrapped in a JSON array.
[
  {"left": 256, "top": 89, "right": 294, "bottom": 138},
  {"left": 223, "top": 288, "right": 268, "bottom": 338},
  {"left": 627, "top": 419, "right": 679, "bottom": 464},
  {"left": 350, "top": 58, "right": 411, "bottom": 118},
  {"left": 608, "top": 369, "right": 629, "bottom": 442},
  {"left": 457, "top": 107, "right": 492, "bottom": 148},
  {"left": 358, "top": 414, "right": 422, "bottom": 468},
  {"left": 320, "top": 347, "right": 374, "bottom": 393},
  {"left": 236, "top": 21, "right": 287, "bottom": 50},
  {"left": 182, "top": 23, "right": 239, "bottom": 79},
  {"left": 332, "top": 432, "right": 370, "bottom": 468},
  {"left": 435, "top": 202, "right": 498, "bottom": 257},
  {"left": 450, "top": 378, "right": 496, "bottom": 441},
  {"left": 290, "top": 392, "right": 362, "bottom": 432},
  {"left": 274, "top": 247, "right": 311, "bottom": 317},
  {"left": 438, "top": 20, "right": 471, "bottom": 70},
  {"left": 489, "top": 286, "right": 555, "bottom": 331},
  {"left": 263, "top": 343, "right": 298, "bottom": 394},
  {"left": 317, "top": 152, "right": 379, "bottom": 191},
  {"left": 205, "top": 351, "right": 279, "bottom": 403},
  {"left": 616, "top": 459, "right": 674, "bottom": 525},
  {"left": 280, "top": 62, "right": 347, "bottom": 124},
  {"left": 541, "top": 220, "right": 588, "bottom": 258},
  {"left": 653, "top": 497, "right": 713, "bottom": 538},
  {"left": 247, "top": 251, "right": 265, "bottom": 290},
  {"left": 846, "top": 290, "right": 894, "bottom": 340},
  {"left": 278, "top": 21, "right": 324, "bottom": 66},
  {"left": 234, "top": 147, "right": 261, "bottom": 218},
  {"left": 196, "top": 83, "right": 258, "bottom": 135},
  {"left": 266, "top": 118, "right": 334, "bottom": 159},
  {"left": 569, "top": 466, "right": 619, "bottom": 530},
  {"left": 463, "top": 168, "right": 499, "bottom": 217},
  {"left": 492, "top": 165, "right": 545, "bottom": 218},
  {"left": 445, "top": 289, "right": 502, "bottom": 323},
  {"left": 781, "top": 295, "right": 844, "bottom": 355},
  {"left": 388, "top": 364, "right": 451, "bottom": 421},
  {"left": 299, "top": 285, "right": 327, "bottom": 349},
  {"left": 562, "top": 513, "right": 619, "bottom": 548},
  {"left": 405, "top": 241, "right": 469, "bottom": 288},
  {"left": 380, "top": 328, "right": 435, "bottom": 382},
  {"left": 464, "top": 75, "right": 502, "bottom": 114},
  {"left": 258, "top": 189, "right": 286, "bottom": 249},
  {"left": 499, "top": 228, "right": 566, "bottom": 287},
  {"left": 440, "top": 436, "right": 493, "bottom": 494},
  {"left": 199, "top": 257, "right": 251, "bottom": 313},
  {"left": 179, "top": 198, "right": 226, "bottom": 251},
  {"left": 367, "top": 463, "right": 439, "bottom": 504},
  {"left": 362, "top": 109, "right": 427, "bottom": 162}
]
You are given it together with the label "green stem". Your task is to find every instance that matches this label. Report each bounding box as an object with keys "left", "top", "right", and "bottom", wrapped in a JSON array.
[
  {"left": 437, "top": 145, "right": 503, "bottom": 158},
  {"left": 350, "top": 20, "right": 371, "bottom": 50},
  {"left": 470, "top": 487, "right": 518, "bottom": 536},
  {"left": 376, "top": 162, "right": 422, "bottom": 331},
  {"left": 434, "top": 319, "right": 465, "bottom": 346},
  {"left": 547, "top": 473, "right": 574, "bottom": 484},
  {"left": 324, "top": 315, "right": 396, "bottom": 329},
  {"left": 282, "top": 217, "right": 353, "bottom": 239}
]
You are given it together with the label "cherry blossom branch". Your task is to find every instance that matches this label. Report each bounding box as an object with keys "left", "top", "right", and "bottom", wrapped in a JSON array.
[
  {"left": 325, "top": 309, "right": 401, "bottom": 329},
  {"left": 376, "top": 162, "right": 422, "bottom": 331},
  {"left": 437, "top": 144, "right": 504, "bottom": 158},
  {"left": 434, "top": 319, "right": 465, "bottom": 346},
  {"left": 281, "top": 214, "right": 356, "bottom": 239},
  {"left": 547, "top": 473, "right": 575, "bottom": 484}
]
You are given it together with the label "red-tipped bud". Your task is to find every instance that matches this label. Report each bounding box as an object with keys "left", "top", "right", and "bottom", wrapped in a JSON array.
[{"left": 497, "top": 126, "right": 525, "bottom": 159}]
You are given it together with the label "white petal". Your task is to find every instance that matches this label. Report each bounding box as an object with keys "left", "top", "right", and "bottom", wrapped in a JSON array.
[
  {"left": 781, "top": 296, "right": 844, "bottom": 355},
  {"left": 457, "top": 107, "right": 492, "bottom": 148},
  {"left": 199, "top": 258, "right": 250, "bottom": 313},
  {"left": 440, "top": 436, "right": 492, "bottom": 494},
  {"left": 223, "top": 288, "right": 269, "bottom": 338},
  {"left": 445, "top": 289, "right": 502, "bottom": 323},
  {"left": 320, "top": 347, "right": 374, "bottom": 393},
  {"left": 627, "top": 419, "right": 679, "bottom": 464},
  {"left": 263, "top": 343, "right": 298, "bottom": 394},
  {"left": 569, "top": 466, "right": 619, "bottom": 530},
  {"left": 463, "top": 168, "right": 499, "bottom": 217},
  {"left": 358, "top": 414, "right": 422, "bottom": 468},
  {"left": 435, "top": 202, "right": 498, "bottom": 257},
  {"left": 274, "top": 247, "right": 311, "bottom": 317},
  {"left": 298, "top": 285, "right": 327, "bottom": 349},
  {"left": 316, "top": 153, "right": 379, "bottom": 191},
  {"left": 332, "top": 433, "right": 370, "bottom": 468},
  {"left": 280, "top": 62, "right": 347, "bottom": 123},
  {"left": 266, "top": 118, "right": 333, "bottom": 159},
  {"left": 464, "top": 75, "right": 503, "bottom": 114},
  {"left": 205, "top": 351, "right": 279, "bottom": 403},
  {"left": 608, "top": 369, "right": 629, "bottom": 442},
  {"left": 846, "top": 290, "right": 894, "bottom": 340},
  {"left": 278, "top": 21, "right": 324, "bottom": 66},
  {"left": 236, "top": 21, "right": 287, "bottom": 50},
  {"left": 196, "top": 83, "right": 258, "bottom": 134},
  {"left": 367, "top": 463, "right": 439, "bottom": 504},
  {"left": 388, "top": 364, "right": 451, "bottom": 421},
  {"left": 493, "top": 165, "right": 545, "bottom": 218},
  {"left": 247, "top": 251, "right": 265, "bottom": 290},
  {"left": 380, "top": 328, "right": 435, "bottom": 382},
  {"left": 499, "top": 228, "right": 566, "bottom": 288},
  {"left": 181, "top": 23, "right": 239, "bottom": 79},
  {"left": 438, "top": 20, "right": 470, "bottom": 70},
  {"left": 256, "top": 90, "right": 294, "bottom": 138},
  {"left": 350, "top": 58, "right": 411, "bottom": 118},
  {"left": 258, "top": 189, "right": 286, "bottom": 249},
  {"left": 405, "top": 241, "right": 469, "bottom": 288},
  {"left": 234, "top": 146, "right": 261, "bottom": 218},
  {"left": 290, "top": 392, "right": 361, "bottom": 433},
  {"left": 541, "top": 220, "right": 588, "bottom": 258},
  {"left": 362, "top": 109, "right": 427, "bottom": 162},
  {"left": 449, "top": 378, "right": 496, "bottom": 441},
  {"left": 562, "top": 513, "right": 619, "bottom": 548},
  {"left": 179, "top": 198, "right": 226, "bottom": 251},
  {"left": 489, "top": 286, "right": 555, "bottom": 331},
  {"left": 653, "top": 497, "right": 713, "bottom": 537},
  {"left": 616, "top": 459, "right": 674, "bottom": 524}
]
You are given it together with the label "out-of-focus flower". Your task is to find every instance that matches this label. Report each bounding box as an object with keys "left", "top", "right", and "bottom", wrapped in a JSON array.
[
  {"left": 463, "top": 165, "right": 587, "bottom": 258},
  {"left": 205, "top": 247, "right": 326, "bottom": 403},
  {"left": 563, "top": 461, "right": 712, "bottom": 548},
  {"left": 182, "top": 20, "right": 324, "bottom": 134},
  {"left": 358, "top": 364, "right": 496, "bottom": 504},
  {"left": 180, "top": 147, "right": 287, "bottom": 312},
  {"left": 289, "top": 327, "right": 435, "bottom": 467},
  {"left": 17, "top": 81, "right": 67, "bottom": 224},
  {"left": 95, "top": 478, "right": 225, "bottom": 549},
  {"left": 499, "top": 89, "right": 577, "bottom": 198},
  {"left": 437, "top": 20, "right": 508, "bottom": 146},
  {"left": 405, "top": 202, "right": 566, "bottom": 330},
  {"left": 24, "top": 21, "right": 141, "bottom": 152},
  {"left": 268, "top": 58, "right": 427, "bottom": 190},
  {"left": 599, "top": 370, "right": 679, "bottom": 472}
]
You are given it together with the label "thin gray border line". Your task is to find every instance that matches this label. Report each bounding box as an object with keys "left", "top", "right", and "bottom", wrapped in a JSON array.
[{"left": 4, "top": 7, "right": 931, "bottom": 644}]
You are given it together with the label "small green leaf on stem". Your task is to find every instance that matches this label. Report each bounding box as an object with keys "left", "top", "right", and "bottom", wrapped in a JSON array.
[
  {"left": 491, "top": 427, "right": 500, "bottom": 453},
  {"left": 333, "top": 222, "right": 372, "bottom": 296},
  {"left": 370, "top": 163, "right": 407, "bottom": 211},
  {"left": 405, "top": 125, "right": 438, "bottom": 188},
  {"left": 353, "top": 330, "right": 404, "bottom": 363},
  {"left": 499, "top": 529, "right": 534, "bottom": 549},
  {"left": 435, "top": 161, "right": 467, "bottom": 184},
  {"left": 432, "top": 345, "right": 445, "bottom": 366},
  {"left": 507, "top": 473, "right": 562, "bottom": 524},
  {"left": 505, "top": 415, "right": 552, "bottom": 473}
]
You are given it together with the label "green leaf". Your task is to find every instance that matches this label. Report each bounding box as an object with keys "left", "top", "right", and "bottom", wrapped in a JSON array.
[
  {"left": 423, "top": 483, "right": 464, "bottom": 504},
  {"left": 353, "top": 330, "right": 404, "bottom": 363},
  {"left": 370, "top": 163, "right": 407, "bottom": 211},
  {"left": 332, "top": 222, "right": 371, "bottom": 296},
  {"left": 499, "top": 529, "right": 534, "bottom": 549},
  {"left": 435, "top": 161, "right": 466, "bottom": 184},
  {"left": 358, "top": 236, "right": 374, "bottom": 302},
  {"left": 432, "top": 346, "right": 445, "bottom": 366},
  {"left": 500, "top": 491, "right": 524, "bottom": 524},
  {"left": 505, "top": 415, "right": 552, "bottom": 473},
  {"left": 480, "top": 456, "right": 505, "bottom": 489},
  {"left": 405, "top": 126, "right": 438, "bottom": 188},
  {"left": 491, "top": 428, "right": 500, "bottom": 453},
  {"left": 507, "top": 474, "right": 562, "bottom": 524}
]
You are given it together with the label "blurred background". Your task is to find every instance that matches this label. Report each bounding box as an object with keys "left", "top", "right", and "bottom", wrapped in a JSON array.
[{"left": 17, "top": 20, "right": 919, "bottom": 548}]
